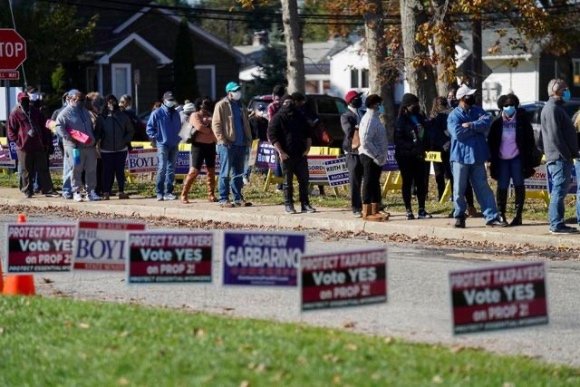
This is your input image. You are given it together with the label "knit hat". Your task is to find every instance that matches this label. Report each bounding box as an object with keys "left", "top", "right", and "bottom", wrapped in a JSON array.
[
  {"left": 344, "top": 90, "right": 361, "bottom": 104},
  {"left": 401, "top": 93, "right": 419, "bottom": 107},
  {"left": 162, "top": 91, "right": 175, "bottom": 101}
]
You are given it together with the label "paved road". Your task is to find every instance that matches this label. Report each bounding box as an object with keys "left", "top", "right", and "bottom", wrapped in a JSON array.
[{"left": 4, "top": 217, "right": 578, "bottom": 367}]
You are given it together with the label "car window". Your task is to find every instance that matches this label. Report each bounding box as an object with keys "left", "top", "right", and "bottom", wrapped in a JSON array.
[
  {"left": 317, "top": 98, "right": 339, "bottom": 114},
  {"left": 335, "top": 99, "right": 348, "bottom": 114}
]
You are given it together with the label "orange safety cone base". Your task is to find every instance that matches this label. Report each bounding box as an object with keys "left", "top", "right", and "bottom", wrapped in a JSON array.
[
  {"left": 2, "top": 275, "right": 36, "bottom": 296},
  {"left": 0, "top": 262, "right": 3, "bottom": 293}
]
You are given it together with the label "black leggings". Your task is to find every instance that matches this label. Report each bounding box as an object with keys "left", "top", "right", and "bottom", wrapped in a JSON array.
[
  {"left": 360, "top": 154, "right": 382, "bottom": 204},
  {"left": 396, "top": 155, "right": 428, "bottom": 211}
]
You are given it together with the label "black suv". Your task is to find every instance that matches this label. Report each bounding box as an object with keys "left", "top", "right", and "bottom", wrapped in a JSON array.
[
  {"left": 247, "top": 94, "right": 348, "bottom": 148},
  {"left": 520, "top": 99, "right": 580, "bottom": 139}
]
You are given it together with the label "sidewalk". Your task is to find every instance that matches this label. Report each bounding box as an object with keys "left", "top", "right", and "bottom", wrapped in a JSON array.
[{"left": 1, "top": 187, "right": 579, "bottom": 250}]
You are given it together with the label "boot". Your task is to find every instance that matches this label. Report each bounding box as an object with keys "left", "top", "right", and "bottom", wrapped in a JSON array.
[
  {"left": 496, "top": 188, "right": 508, "bottom": 223},
  {"left": 207, "top": 167, "right": 218, "bottom": 202},
  {"left": 362, "top": 203, "right": 384, "bottom": 221},
  {"left": 372, "top": 203, "right": 389, "bottom": 220},
  {"left": 180, "top": 169, "right": 198, "bottom": 204},
  {"left": 510, "top": 186, "right": 525, "bottom": 226}
]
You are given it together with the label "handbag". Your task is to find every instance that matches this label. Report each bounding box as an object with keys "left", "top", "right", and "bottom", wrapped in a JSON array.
[{"left": 351, "top": 129, "right": 360, "bottom": 150}]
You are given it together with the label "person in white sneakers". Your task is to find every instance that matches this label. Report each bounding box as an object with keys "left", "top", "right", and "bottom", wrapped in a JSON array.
[{"left": 55, "top": 89, "right": 100, "bottom": 202}]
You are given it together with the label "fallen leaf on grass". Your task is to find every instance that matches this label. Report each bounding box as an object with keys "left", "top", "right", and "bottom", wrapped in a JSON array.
[
  {"left": 432, "top": 375, "right": 443, "bottom": 384},
  {"left": 502, "top": 383, "right": 515, "bottom": 387},
  {"left": 117, "top": 377, "right": 129, "bottom": 386},
  {"left": 240, "top": 381, "right": 250, "bottom": 387},
  {"left": 332, "top": 375, "right": 341, "bottom": 384},
  {"left": 450, "top": 344, "right": 466, "bottom": 354},
  {"left": 384, "top": 337, "right": 394, "bottom": 344},
  {"left": 0, "top": 327, "right": 4, "bottom": 335},
  {"left": 343, "top": 321, "right": 356, "bottom": 329},
  {"left": 41, "top": 277, "right": 54, "bottom": 284},
  {"left": 345, "top": 343, "right": 358, "bottom": 351},
  {"left": 78, "top": 323, "right": 90, "bottom": 329},
  {"left": 193, "top": 328, "right": 205, "bottom": 337}
]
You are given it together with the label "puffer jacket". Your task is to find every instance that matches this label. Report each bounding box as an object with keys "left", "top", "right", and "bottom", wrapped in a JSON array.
[{"left": 95, "top": 109, "right": 135, "bottom": 152}]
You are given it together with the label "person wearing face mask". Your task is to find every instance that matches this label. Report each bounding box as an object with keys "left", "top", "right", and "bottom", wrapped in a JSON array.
[
  {"left": 7, "top": 92, "right": 53, "bottom": 198},
  {"left": 95, "top": 94, "right": 134, "bottom": 200},
  {"left": 146, "top": 91, "right": 182, "bottom": 201},
  {"left": 267, "top": 94, "right": 315, "bottom": 214},
  {"left": 395, "top": 93, "right": 431, "bottom": 220},
  {"left": 267, "top": 84, "right": 287, "bottom": 192},
  {"left": 212, "top": 82, "right": 253, "bottom": 207},
  {"left": 358, "top": 94, "right": 389, "bottom": 221},
  {"left": 538, "top": 79, "right": 578, "bottom": 234},
  {"left": 55, "top": 89, "right": 100, "bottom": 202},
  {"left": 447, "top": 84, "right": 506, "bottom": 228},
  {"left": 341, "top": 90, "right": 364, "bottom": 217},
  {"left": 488, "top": 94, "right": 536, "bottom": 226},
  {"left": 181, "top": 97, "right": 217, "bottom": 204}
]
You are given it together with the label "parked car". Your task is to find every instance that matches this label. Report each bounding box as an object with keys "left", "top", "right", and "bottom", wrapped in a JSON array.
[
  {"left": 520, "top": 99, "right": 580, "bottom": 132},
  {"left": 247, "top": 94, "right": 348, "bottom": 148}
]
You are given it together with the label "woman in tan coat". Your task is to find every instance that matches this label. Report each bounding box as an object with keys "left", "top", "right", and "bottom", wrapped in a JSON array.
[{"left": 181, "top": 97, "right": 218, "bottom": 203}]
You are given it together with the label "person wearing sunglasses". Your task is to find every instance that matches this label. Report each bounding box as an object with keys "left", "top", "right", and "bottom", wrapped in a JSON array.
[
  {"left": 488, "top": 93, "right": 537, "bottom": 226},
  {"left": 538, "top": 79, "right": 578, "bottom": 234}
]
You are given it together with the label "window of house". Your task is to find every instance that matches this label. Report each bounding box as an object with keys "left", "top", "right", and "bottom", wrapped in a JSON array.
[
  {"left": 112, "top": 63, "right": 131, "bottom": 97},
  {"left": 195, "top": 65, "right": 216, "bottom": 99},
  {"left": 361, "top": 69, "right": 369, "bottom": 88},
  {"left": 350, "top": 69, "right": 359, "bottom": 88},
  {"left": 573, "top": 59, "right": 580, "bottom": 87},
  {"left": 86, "top": 67, "right": 97, "bottom": 92},
  {"left": 350, "top": 68, "right": 369, "bottom": 88}
]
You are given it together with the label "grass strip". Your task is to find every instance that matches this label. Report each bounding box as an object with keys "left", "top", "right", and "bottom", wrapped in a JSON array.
[{"left": 0, "top": 297, "right": 578, "bottom": 386}]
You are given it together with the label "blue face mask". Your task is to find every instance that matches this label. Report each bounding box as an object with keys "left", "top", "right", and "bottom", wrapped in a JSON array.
[
  {"left": 378, "top": 105, "right": 385, "bottom": 114},
  {"left": 562, "top": 89, "right": 571, "bottom": 103},
  {"left": 503, "top": 106, "right": 516, "bottom": 117}
]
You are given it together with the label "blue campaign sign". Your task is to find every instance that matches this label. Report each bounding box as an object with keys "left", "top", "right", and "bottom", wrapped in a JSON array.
[
  {"left": 255, "top": 141, "right": 278, "bottom": 170},
  {"left": 175, "top": 151, "right": 190, "bottom": 175},
  {"left": 382, "top": 145, "right": 399, "bottom": 171},
  {"left": 222, "top": 231, "right": 306, "bottom": 286},
  {"left": 323, "top": 157, "right": 349, "bottom": 187}
]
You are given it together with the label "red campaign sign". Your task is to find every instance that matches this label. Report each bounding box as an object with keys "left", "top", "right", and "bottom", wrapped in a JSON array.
[
  {"left": 73, "top": 220, "right": 146, "bottom": 271},
  {"left": 449, "top": 262, "right": 548, "bottom": 335},
  {"left": 127, "top": 231, "right": 213, "bottom": 284},
  {"left": 301, "top": 248, "right": 387, "bottom": 311},
  {"left": 6, "top": 223, "right": 76, "bottom": 273},
  {"left": 0, "top": 29, "right": 27, "bottom": 70}
]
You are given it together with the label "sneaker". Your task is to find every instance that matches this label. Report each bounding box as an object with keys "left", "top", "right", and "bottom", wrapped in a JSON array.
[
  {"left": 24, "top": 192, "right": 33, "bottom": 198},
  {"left": 102, "top": 193, "right": 110, "bottom": 200},
  {"left": 234, "top": 200, "right": 253, "bottom": 207},
  {"left": 454, "top": 217, "right": 466, "bottom": 228},
  {"left": 301, "top": 204, "right": 316, "bottom": 213},
  {"left": 550, "top": 225, "right": 578, "bottom": 234},
  {"left": 486, "top": 217, "right": 508, "bottom": 227},
  {"left": 63, "top": 192, "right": 73, "bottom": 200},
  {"left": 163, "top": 193, "right": 177, "bottom": 201},
  {"left": 285, "top": 204, "right": 297, "bottom": 214},
  {"left": 43, "top": 191, "right": 60, "bottom": 198},
  {"left": 219, "top": 201, "right": 234, "bottom": 208},
  {"left": 156, "top": 194, "right": 164, "bottom": 201},
  {"left": 418, "top": 209, "right": 432, "bottom": 219},
  {"left": 118, "top": 192, "right": 130, "bottom": 199},
  {"left": 406, "top": 211, "right": 415, "bottom": 220},
  {"left": 353, "top": 210, "right": 362, "bottom": 218},
  {"left": 73, "top": 192, "right": 83, "bottom": 202},
  {"left": 88, "top": 191, "right": 101, "bottom": 201},
  {"left": 243, "top": 176, "right": 250, "bottom": 185}
]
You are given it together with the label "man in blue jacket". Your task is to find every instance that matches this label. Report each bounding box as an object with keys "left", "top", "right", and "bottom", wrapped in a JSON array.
[
  {"left": 447, "top": 85, "right": 506, "bottom": 228},
  {"left": 147, "top": 91, "right": 181, "bottom": 201}
]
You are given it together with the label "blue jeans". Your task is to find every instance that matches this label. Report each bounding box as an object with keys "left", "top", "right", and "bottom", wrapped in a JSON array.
[
  {"left": 62, "top": 148, "right": 72, "bottom": 195},
  {"left": 156, "top": 145, "right": 178, "bottom": 195},
  {"left": 497, "top": 156, "right": 524, "bottom": 189},
  {"left": 217, "top": 144, "right": 246, "bottom": 202},
  {"left": 452, "top": 161, "right": 499, "bottom": 221},
  {"left": 548, "top": 159, "right": 572, "bottom": 230},
  {"left": 575, "top": 160, "right": 580, "bottom": 225}
]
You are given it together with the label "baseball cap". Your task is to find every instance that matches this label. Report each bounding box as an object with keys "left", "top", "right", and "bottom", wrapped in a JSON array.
[
  {"left": 183, "top": 102, "right": 195, "bottom": 113},
  {"left": 344, "top": 90, "right": 362, "bottom": 104},
  {"left": 456, "top": 84, "right": 476, "bottom": 100},
  {"left": 162, "top": 91, "right": 175, "bottom": 101},
  {"left": 225, "top": 81, "right": 241, "bottom": 93}
]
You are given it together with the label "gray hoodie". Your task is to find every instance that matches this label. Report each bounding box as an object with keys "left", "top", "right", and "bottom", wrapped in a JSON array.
[
  {"left": 55, "top": 105, "right": 96, "bottom": 148},
  {"left": 538, "top": 97, "right": 578, "bottom": 162}
]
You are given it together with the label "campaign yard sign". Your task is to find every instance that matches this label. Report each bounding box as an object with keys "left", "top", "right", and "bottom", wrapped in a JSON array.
[
  {"left": 308, "top": 155, "right": 337, "bottom": 185},
  {"left": 5, "top": 223, "right": 76, "bottom": 273},
  {"left": 301, "top": 248, "right": 387, "bottom": 311},
  {"left": 126, "top": 148, "right": 158, "bottom": 173},
  {"left": 382, "top": 145, "right": 399, "bottom": 171},
  {"left": 255, "top": 141, "right": 278, "bottom": 169},
  {"left": 126, "top": 231, "right": 213, "bottom": 284},
  {"left": 223, "top": 231, "right": 306, "bottom": 286},
  {"left": 323, "top": 157, "right": 349, "bottom": 187},
  {"left": 522, "top": 165, "right": 548, "bottom": 191},
  {"left": 74, "top": 220, "right": 146, "bottom": 271},
  {"left": 449, "top": 262, "right": 548, "bottom": 335}
]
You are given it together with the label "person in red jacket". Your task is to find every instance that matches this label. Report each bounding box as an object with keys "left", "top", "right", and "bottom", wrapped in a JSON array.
[{"left": 7, "top": 92, "right": 53, "bottom": 198}]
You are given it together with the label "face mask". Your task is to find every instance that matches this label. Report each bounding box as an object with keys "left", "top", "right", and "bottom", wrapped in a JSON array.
[
  {"left": 410, "top": 105, "right": 420, "bottom": 115},
  {"left": 378, "top": 105, "right": 385, "bottom": 114},
  {"left": 463, "top": 96, "right": 475, "bottom": 106},
  {"left": 503, "top": 106, "right": 516, "bottom": 117},
  {"left": 231, "top": 91, "right": 242, "bottom": 101},
  {"left": 351, "top": 98, "right": 362, "bottom": 109},
  {"left": 20, "top": 100, "right": 30, "bottom": 111},
  {"left": 108, "top": 103, "right": 115, "bottom": 112},
  {"left": 202, "top": 102, "right": 211, "bottom": 111},
  {"left": 562, "top": 89, "right": 571, "bottom": 103},
  {"left": 164, "top": 100, "right": 176, "bottom": 109}
]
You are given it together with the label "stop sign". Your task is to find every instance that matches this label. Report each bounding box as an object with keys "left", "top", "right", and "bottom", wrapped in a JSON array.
[{"left": 0, "top": 29, "right": 27, "bottom": 70}]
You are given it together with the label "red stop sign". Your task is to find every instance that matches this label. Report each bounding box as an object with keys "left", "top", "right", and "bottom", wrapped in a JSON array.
[{"left": 0, "top": 29, "right": 27, "bottom": 71}]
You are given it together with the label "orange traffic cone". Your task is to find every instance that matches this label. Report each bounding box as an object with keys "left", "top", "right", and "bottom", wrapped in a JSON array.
[
  {"left": 2, "top": 213, "right": 36, "bottom": 296},
  {"left": 2, "top": 275, "right": 35, "bottom": 295},
  {"left": 0, "top": 261, "right": 4, "bottom": 293}
]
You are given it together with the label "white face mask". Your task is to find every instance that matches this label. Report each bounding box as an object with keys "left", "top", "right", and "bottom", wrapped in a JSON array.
[
  {"left": 164, "top": 100, "right": 176, "bottom": 108},
  {"left": 230, "top": 91, "right": 242, "bottom": 101}
]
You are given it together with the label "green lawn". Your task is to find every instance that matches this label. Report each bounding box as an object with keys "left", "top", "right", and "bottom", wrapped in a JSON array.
[{"left": 0, "top": 297, "right": 578, "bottom": 386}]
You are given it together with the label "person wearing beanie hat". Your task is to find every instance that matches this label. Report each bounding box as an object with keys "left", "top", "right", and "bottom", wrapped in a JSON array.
[
  {"left": 394, "top": 93, "right": 431, "bottom": 220},
  {"left": 7, "top": 92, "right": 53, "bottom": 198},
  {"left": 357, "top": 94, "right": 388, "bottom": 221},
  {"left": 212, "top": 81, "right": 253, "bottom": 207},
  {"left": 341, "top": 89, "right": 364, "bottom": 216},
  {"left": 447, "top": 84, "right": 506, "bottom": 228}
]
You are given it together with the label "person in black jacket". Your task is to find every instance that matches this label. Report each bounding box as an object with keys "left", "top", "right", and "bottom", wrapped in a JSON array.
[
  {"left": 268, "top": 95, "right": 316, "bottom": 214},
  {"left": 488, "top": 93, "right": 537, "bottom": 226},
  {"left": 395, "top": 93, "right": 431, "bottom": 220},
  {"left": 341, "top": 90, "right": 364, "bottom": 216}
]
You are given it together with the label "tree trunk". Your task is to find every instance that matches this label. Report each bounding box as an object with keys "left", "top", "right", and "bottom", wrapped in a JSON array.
[
  {"left": 364, "top": 0, "right": 396, "bottom": 142},
  {"left": 400, "top": 0, "right": 437, "bottom": 114},
  {"left": 281, "top": 0, "right": 305, "bottom": 94},
  {"left": 471, "top": 18, "right": 483, "bottom": 104},
  {"left": 432, "top": 0, "right": 452, "bottom": 97}
]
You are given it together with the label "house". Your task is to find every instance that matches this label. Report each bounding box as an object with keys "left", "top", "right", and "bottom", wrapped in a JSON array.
[{"left": 71, "top": 0, "right": 244, "bottom": 114}]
